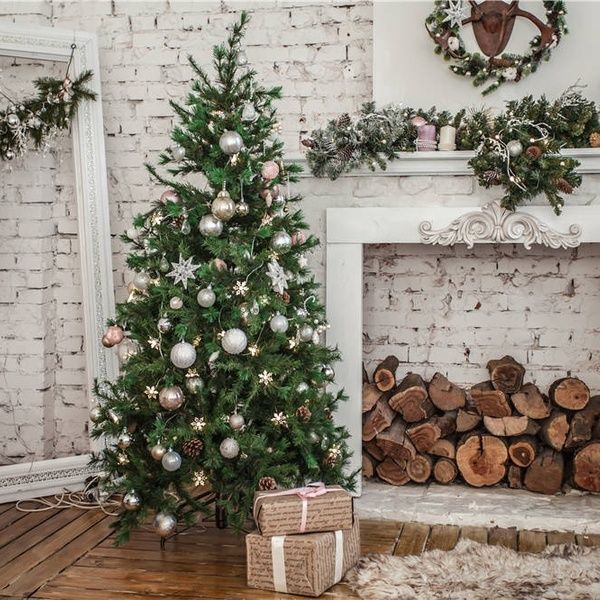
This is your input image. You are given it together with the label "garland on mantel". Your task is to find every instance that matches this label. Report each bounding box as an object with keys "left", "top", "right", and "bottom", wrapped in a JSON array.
[
  {"left": 0, "top": 69, "right": 95, "bottom": 162},
  {"left": 303, "top": 87, "right": 600, "bottom": 215}
]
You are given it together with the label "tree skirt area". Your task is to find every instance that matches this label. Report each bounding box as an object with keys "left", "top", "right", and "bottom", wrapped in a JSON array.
[{"left": 345, "top": 539, "right": 600, "bottom": 600}]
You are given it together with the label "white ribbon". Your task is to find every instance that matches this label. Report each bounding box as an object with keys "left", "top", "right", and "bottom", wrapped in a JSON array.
[{"left": 270, "top": 530, "right": 344, "bottom": 593}]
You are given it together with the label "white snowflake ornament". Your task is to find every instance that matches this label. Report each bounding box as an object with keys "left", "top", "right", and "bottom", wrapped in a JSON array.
[
  {"left": 266, "top": 259, "right": 289, "bottom": 294},
  {"left": 443, "top": 0, "right": 468, "bottom": 28},
  {"left": 166, "top": 254, "right": 201, "bottom": 289}
]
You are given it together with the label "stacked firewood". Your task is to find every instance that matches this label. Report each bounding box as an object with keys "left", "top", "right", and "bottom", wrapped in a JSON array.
[{"left": 362, "top": 355, "right": 600, "bottom": 494}]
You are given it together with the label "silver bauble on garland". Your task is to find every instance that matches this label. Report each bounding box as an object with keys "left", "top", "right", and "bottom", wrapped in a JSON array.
[
  {"left": 236, "top": 49, "right": 248, "bottom": 66},
  {"left": 221, "top": 328, "right": 248, "bottom": 354},
  {"left": 229, "top": 413, "right": 245, "bottom": 430},
  {"left": 236, "top": 200, "right": 250, "bottom": 216},
  {"left": 269, "top": 313, "right": 289, "bottom": 333},
  {"left": 186, "top": 376, "right": 204, "bottom": 394},
  {"left": 158, "top": 385, "right": 185, "bottom": 411},
  {"left": 169, "top": 296, "right": 183, "bottom": 310},
  {"left": 154, "top": 512, "right": 177, "bottom": 537},
  {"left": 199, "top": 214, "right": 223, "bottom": 237},
  {"left": 117, "top": 431, "right": 132, "bottom": 449},
  {"left": 6, "top": 113, "right": 20, "bottom": 129},
  {"left": 123, "top": 491, "right": 141, "bottom": 511},
  {"left": 158, "top": 317, "right": 172, "bottom": 333},
  {"left": 211, "top": 190, "right": 236, "bottom": 221},
  {"left": 162, "top": 449, "right": 182, "bottom": 471},
  {"left": 132, "top": 271, "right": 151, "bottom": 291},
  {"left": 118, "top": 339, "right": 139, "bottom": 365},
  {"left": 507, "top": 140, "right": 523, "bottom": 157},
  {"left": 197, "top": 287, "right": 216, "bottom": 308},
  {"left": 241, "top": 102, "right": 257, "bottom": 122},
  {"left": 170, "top": 342, "right": 197, "bottom": 369},
  {"left": 270, "top": 230, "right": 292, "bottom": 254},
  {"left": 220, "top": 437, "right": 240, "bottom": 459},
  {"left": 219, "top": 130, "right": 243, "bottom": 155},
  {"left": 4, "top": 149, "right": 15, "bottom": 161},
  {"left": 171, "top": 145, "right": 186, "bottom": 161},
  {"left": 150, "top": 443, "right": 166, "bottom": 460},
  {"left": 90, "top": 405, "right": 102, "bottom": 422},
  {"left": 298, "top": 324, "right": 314, "bottom": 342},
  {"left": 159, "top": 256, "right": 171, "bottom": 273},
  {"left": 321, "top": 364, "right": 335, "bottom": 381}
]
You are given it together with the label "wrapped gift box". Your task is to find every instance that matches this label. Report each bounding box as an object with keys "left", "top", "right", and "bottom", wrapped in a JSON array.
[
  {"left": 253, "top": 484, "right": 354, "bottom": 536},
  {"left": 246, "top": 518, "right": 360, "bottom": 597}
]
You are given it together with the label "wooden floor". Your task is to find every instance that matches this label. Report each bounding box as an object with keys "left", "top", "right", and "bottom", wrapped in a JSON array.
[{"left": 1, "top": 500, "right": 599, "bottom": 600}]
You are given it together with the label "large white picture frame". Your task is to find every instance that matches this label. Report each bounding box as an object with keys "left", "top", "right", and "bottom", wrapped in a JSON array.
[{"left": 0, "top": 24, "right": 116, "bottom": 503}]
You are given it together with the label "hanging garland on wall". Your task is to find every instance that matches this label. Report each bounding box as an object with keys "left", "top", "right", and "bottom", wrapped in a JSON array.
[
  {"left": 0, "top": 45, "right": 96, "bottom": 162},
  {"left": 425, "top": 0, "right": 568, "bottom": 95},
  {"left": 303, "top": 86, "right": 600, "bottom": 215}
]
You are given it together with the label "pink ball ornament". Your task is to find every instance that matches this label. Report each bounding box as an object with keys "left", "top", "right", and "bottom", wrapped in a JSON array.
[
  {"left": 291, "top": 231, "right": 306, "bottom": 246},
  {"left": 260, "top": 184, "right": 279, "bottom": 200},
  {"left": 410, "top": 116, "right": 427, "bottom": 128},
  {"left": 261, "top": 161, "right": 280, "bottom": 181},
  {"left": 213, "top": 258, "right": 228, "bottom": 272},
  {"left": 102, "top": 325, "right": 124, "bottom": 348},
  {"left": 160, "top": 189, "right": 180, "bottom": 204}
]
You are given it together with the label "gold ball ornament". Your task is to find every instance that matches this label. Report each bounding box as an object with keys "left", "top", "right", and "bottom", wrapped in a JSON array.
[
  {"left": 211, "top": 190, "right": 236, "bottom": 221},
  {"left": 102, "top": 325, "right": 124, "bottom": 348},
  {"left": 150, "top": 443, "right": 166, "bottom": 460},
  {"left": 154, "top": 512, "right": 177, "bottom": 537},
  {"left": 123, "top": 491, "right": 141, "bottom": 511}
]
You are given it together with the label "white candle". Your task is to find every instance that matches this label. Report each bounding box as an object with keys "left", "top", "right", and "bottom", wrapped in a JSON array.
[{"left": 438, "top": 125, "right": 456, "bottom": 151}]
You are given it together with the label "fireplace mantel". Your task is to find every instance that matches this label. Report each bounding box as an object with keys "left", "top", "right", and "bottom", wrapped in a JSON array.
[{"left": 326, "top": 201, "right": 600, "bottom": 493}]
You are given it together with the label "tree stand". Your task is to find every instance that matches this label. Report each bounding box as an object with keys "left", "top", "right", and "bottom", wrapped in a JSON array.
[{"left": 215, "top": 500, "right": 228, "bottom": 529}]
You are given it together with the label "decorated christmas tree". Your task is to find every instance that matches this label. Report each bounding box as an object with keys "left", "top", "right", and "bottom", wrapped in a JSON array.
[{"left": 92, "top": 12, "right": 354, "bottom": 544}]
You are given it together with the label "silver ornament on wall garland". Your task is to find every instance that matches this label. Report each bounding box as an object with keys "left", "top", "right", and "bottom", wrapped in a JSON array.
[
  {"left": 158, "top": 385, "right": 185, "bottom": 411},
  {"left": 170, "top": 342, "right": 197, "bottom": 369},
  {"left": 199, "top": 214, "right": 223, "bottom": 237},
  {"left": 211, "top": 190, "right": 236, "bottom": 221},
  {"left": 321, "top": 364, "right": 335, "bottom": 381},
  {"left": 229, "top": 413, "right": 245, "bottom": 430},
  {"left": 161, "top": 449, "right": 182, "bottom": 471},
  {"left": 270, "top": 230, "right": 292, "bottom": 254},
  {"left": 219, "top": 130, "right": 243, "bottom": 155},
  {"left": 241, "top": 102, "right": 257, "bottom": 123},
  {"left": 236, "top": 50, "right": 248, "bottom": 67},
  {"left": 269, "top": 313, "right": 289, "bottom": 333},
  {"left": 220, "top": 437, "right": 240, "bottom": 459},
  {"left": 154, "top": 512, "right": 177, "bottom": 537},
  {"left": 197, "top": 287, "right": 216, "bottom": 308},
  {"left": 171, "top": 144, "right": 186, "bottom": 161},
  {"left": 221, "top": 328, "right": 248, "bottom": 354},
  {"left": 6, "top": 113, "right": 20, "bottom": 130},
  {"left": 123, "top": 491, "right": 141, "bottom": 511},
  {"left": 298, "top": 324, "right": 314, "bottom": 342},
  {"left": 117, "top": 431, "right": 132, "bottom": 449},
  {"left": 507, "top": 140, "right": 523, "bottom": 157},
  {"left": 90, "top": 405, "right": 102, "bottom": 422},
  {"left": 150, "top": 443, "right": 166, "bottom": 461}
]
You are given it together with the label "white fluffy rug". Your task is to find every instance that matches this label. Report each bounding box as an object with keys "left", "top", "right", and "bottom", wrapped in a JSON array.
[{"left": 345, "top": 539, "right": 600, "bottom": 600}]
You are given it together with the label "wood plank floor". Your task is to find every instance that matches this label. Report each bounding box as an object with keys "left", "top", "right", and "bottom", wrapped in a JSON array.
[{"left": 0, "top": 500, "right": 598, "bottom": 599}]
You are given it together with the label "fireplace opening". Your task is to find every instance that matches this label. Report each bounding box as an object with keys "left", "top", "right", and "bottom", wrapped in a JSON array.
[{"left": 361, "top": 242, "right": 600, "bottom": 496}]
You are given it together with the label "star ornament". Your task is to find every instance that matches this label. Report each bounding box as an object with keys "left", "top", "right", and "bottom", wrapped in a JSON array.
[
  {"left": 266, "top": 259, "right": 289, "bottom": 295},
  {"left": 166, "top": 254, "right": 201, "bottom": 289},
  {"left": 443, "top": 0, "right": 468, "bottom": 28},
  {"left": 144, "top": 386, "right": 158, "bottom": 399},
  {"left": 259, "top": 370, "right": 274, "bottom": 386}
]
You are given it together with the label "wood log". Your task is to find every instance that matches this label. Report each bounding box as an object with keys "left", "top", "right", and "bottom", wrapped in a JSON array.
[
  {"left": 406, "top": 454, "right": 433, "bottom": 483},
  {"left": 362, "top": 382, "right": 382, "bottom": 413},
  {"left": 487, "top": 355, "right": 526, "bottom": 394},
  {"left": 565, "top": 396, "right": 600, "bottom": 448},
  {"left": 362, "top": 453, "right": 377, "bottom": 479},
  {"left": 407, "top": 414, "right": 456, "bottom": 453},
  {"left": 470, "top": 381, "right": 511, "bottom": 417},
  {"left": 540, "top": 410, "right": 569, "bottom": 451},
  {"left": 456, "top": 434, "right": 508, "bottom": 487},
  {"left": 524, "top": 449, "right": 564, "bottom": 495},
  {"left": 456, "top": 408, "right": 482, "bottom": 432},
  {"left": 373, "top": 355, "right": 399, "bottom": 392},
  {"left": 428, "top": 372, "right": 466, "bottom": 411},
  {"left": 572, "top": 441, "right": 600, "bottom": 492},
  {"left": 376, "top": 457, "right": 409, "bottom": 486},
  {"left": 363, "top": 439, "right": 385, "bottom": 462},
  {"left": 433, "top": 458, "right": 458, "bottom": 484},
  {"left": 508, "top": 436, "right": 537, "bottom": 468},
  {"left": 507, "top": 465, "right": 524, "bottom": 489},
  {"left": 429, "top": 438, "right": 456, "bottom": 459},
  {"left": 483, "top": 415, "right": 537, "bottom": 437},
  {"left": 512, "top": 383, "right": 551, "bottom": 420},
  {"left": 376, "top": 419, "right": 417, "bottom": 462},
  {"left": 388, "top": 373, "right": 435, "bottom": 423},
  {"left": 362, "top": 398, "right": 395, "bottom": 441},
  {"left": 549, "top": 377, "right": 590, "bottom": 411}
]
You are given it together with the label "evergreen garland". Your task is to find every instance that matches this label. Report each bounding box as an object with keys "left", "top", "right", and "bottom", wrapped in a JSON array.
[{"left": 304, "top": 87, "right": 600, "bottom": 215}]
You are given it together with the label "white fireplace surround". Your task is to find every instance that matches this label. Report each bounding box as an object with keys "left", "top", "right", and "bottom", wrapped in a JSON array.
[{"left": 325, "top": 201, "right": 600, "bottom": 497}]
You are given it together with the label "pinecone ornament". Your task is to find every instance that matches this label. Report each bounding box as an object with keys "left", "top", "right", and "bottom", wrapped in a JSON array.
[
  {"left": 258, "top": 476, "right": 277, "bottom": 491},
  {"left": 301, "top": 137, "right": 315, "bottom": 149},
  {"left": 296, "top": 405, "right": 312, "bottom": 422},
  {"left": 556, "top": 178, "right": 574, "bottom": 194},
  {"left": 336, "top": 144, "right": 355, "bottom": 163},
  {"left": 182, "top": 439, "right": 204, "bottom": 457},
  {"left": 336, "top": 113, "right": 351, "bottom": 128},
  {"left": 589, "top": 132, "right": 600, "bottom": 148},
  {"left": 525, "top": 145, "right": 543, "bottom": 159},
  {"left": 482, "top": 169, "right": 501, "bottom": 186}
]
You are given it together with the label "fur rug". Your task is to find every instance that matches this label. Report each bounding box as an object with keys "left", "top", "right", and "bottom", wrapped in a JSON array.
[{"left": 345, "top": 539, "right": 600, "bottom": 600}]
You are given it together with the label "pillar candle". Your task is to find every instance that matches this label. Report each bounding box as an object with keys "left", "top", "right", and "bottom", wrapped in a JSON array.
[
  {"left": 416, "top": 124, "right": 437, "bottom": 152},
  {"left": 439, "top": 125, "right": 457, "bottom": 151}
]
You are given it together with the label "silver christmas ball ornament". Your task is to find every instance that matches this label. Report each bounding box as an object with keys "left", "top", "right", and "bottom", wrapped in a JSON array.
[
  {"left": 159, "top": 256, "right": 171, "bottom": 273},
  {"left": 158, "top": 385, "right": 185, "bottom": 411},
  {"left": 236, "top": 49, "right": 248, "bottom": 66},
  {"left": 6, "top": 113, "right": 20, "bottom": 129},
  {"left": 171, "top": 144, "right": 186, "bottom": 161},
  {"left": 236, "top": 200, "right": 250, "bottom": 216},
  {"left": 199, "top": 214, "right": 223, "bottom": 237},
  {"left": 229, "top": 413, "right": 245, "bottom": 430},
  {"left": 150, "top": 443, "right": 166, "bottom": 460},
  {"left": 123, "top": 491, "right": 141, "bottom": 511},
  {"left": 297, "top": 382, "right": 309, "bottom": 394},
  {"left": 162, "top": 449, "right": 182, "bottom": 471},
  {"left": 211, "top": 190, "right": 236, "bottom": 221},
  {"left": 170, "top": 342, "right": 197, "bottom": 369},
  {"left": 299, "top": 324, "right": 314, "bottom": 342},
  {"left": 118, "top": 339, "right": 139, "bottom": 364},
  {"left": 4, "top": 149, "right": 15, "bottom": 161},
  {"left": 169, "top": 296, "right": 183, "bottom": 310},
  {"left": 197, "top": 287, "right": 216, "bottom": 308},
  {"left": 220, "top": 437, "right": 240, "bottom": 459},
  {"left": 160, "top": 189, "right": 180, "bottom": 204},
  {"left": 117, "top": 431, "right": 132, "bottom": 449},
  {"left": 154, "top": 512, "right": 177, "bottom": 537},
  {"left": 133, "top": 271, "right": 151, "bottom": 291},
  {"left": 309, "top": 431, "right": 320, "bottom": 444},
  {"left": 270, "top": 313, "right": 289, "bottom": 333},
  {"left": 241, "top": 102, "right": 257, "bottom": 123},
  {"left": 90, "top": 406, "right": 102, "bottom": 422},
  {"left": 321, "top": 364, "right": 335, "bottom": 381},
  {"left": 507, "top": 140, "right": 523, "bottom": 157},
  {"left": 221, "top": 328, "right": 248, "bottom": 354},
  {"left": 186, "top": 376, "right": 204, "bottom": 394},
  {"left": 296, "top": 307, "right": 308, "bottom": 318},
  {"left": 158, "top": 317, "right": 172, "bottom": 333},
  {"left": 219, "top": 130, "right": 243, "bottom": 155},
  {"left": 270, "top": 230, "right": 292, "bottom": 254}
]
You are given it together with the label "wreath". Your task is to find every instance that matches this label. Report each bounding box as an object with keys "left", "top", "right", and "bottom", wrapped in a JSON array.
[{"left": 425, "top": 0, "right": 568, "bottom": 95}]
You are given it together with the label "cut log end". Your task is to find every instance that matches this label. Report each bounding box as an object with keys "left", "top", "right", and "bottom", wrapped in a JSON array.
[
  {"left": 487, "top": 355, "right": 526, "bottom": 394},
  {"left": 433, "top": 458, "right": 458, "bottom": 485},
  {"left": 550, "top": 377, "right": 590, "bottom": 411},
  {"left": 470, "top": 381, "right": 511, "bottom": 418},
  {"left": 389, "top": 373, "right": 434, "bottom": 423},
  {"left": 508, "top": 436, "right": 537, "bottom": 468},
  {"left": 376, "top": 457, "right": 409, "bottom": 486},
  {"left": 428, "top": 372, "right": 466, "bottom": 411},
  {"left": 373, "top": 355, "right": 400, "bottom": 392},
  {"left": 573, "top": 442, "right": 600, "bottom": 492},
  {"left": 512, "top": 383, "right": 551, "bottom": 420},
  {"left": 524, "top": 449, "right": 564, "bottom": 495},
  {"left": 456, "top": 434, "right": 507, "bottom": 487},
  {"left": 407, "top": 454, "right": 433, "bottom": 483}
]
